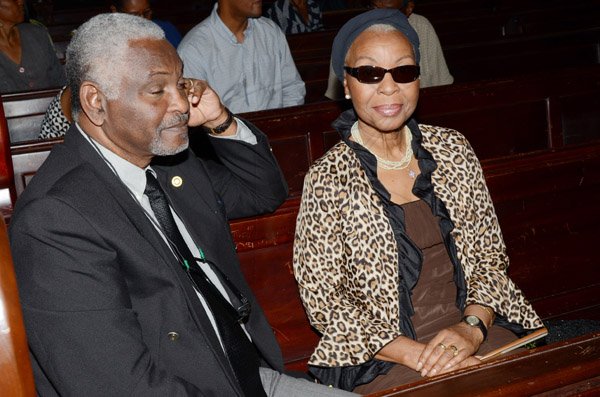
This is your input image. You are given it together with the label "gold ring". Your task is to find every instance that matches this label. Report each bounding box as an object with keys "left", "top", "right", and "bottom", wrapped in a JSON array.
[
  {"left": 437, "top": 343, "right": 447, "bottom": 350},
  {"left": 448, "top": 345, "right": 459, "bottom": 357}
]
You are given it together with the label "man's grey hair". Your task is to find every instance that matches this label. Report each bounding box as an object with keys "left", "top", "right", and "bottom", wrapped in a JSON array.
[
  {"left": 66, "top": 13, "right": 165, "bottom": 120},
  {"left": 364, "top": 23, "right": 399, "bottom": 34}
]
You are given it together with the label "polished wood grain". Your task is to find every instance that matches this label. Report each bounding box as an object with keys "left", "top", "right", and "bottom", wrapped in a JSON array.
[{"left": 0, "top": 217, "right": 35, "bottom": 396}]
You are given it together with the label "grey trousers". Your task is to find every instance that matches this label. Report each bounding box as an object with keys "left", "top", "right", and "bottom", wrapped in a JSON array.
[{"left": 259, "top": 367, "right": 359, "bottom": 396}]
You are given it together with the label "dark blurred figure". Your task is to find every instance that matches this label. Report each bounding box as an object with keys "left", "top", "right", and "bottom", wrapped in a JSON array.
[
  {"left": 315, "top": 0, "right": 352, "bottom": 10},
  {"left": 0, "top": 0, "right": 65, "bottom": 93},
  {"left": 26, "top": 0, "right": 54, "bottom": 25}
]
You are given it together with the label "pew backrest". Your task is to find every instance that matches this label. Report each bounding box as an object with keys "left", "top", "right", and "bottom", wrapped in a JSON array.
[{"left": 1, "top": 89, "right": 60, "bottom": 144}]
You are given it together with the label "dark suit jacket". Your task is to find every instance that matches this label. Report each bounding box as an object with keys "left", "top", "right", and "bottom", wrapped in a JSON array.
[{"left": 9, "top": 123, "right": 288, "bottom": 396}]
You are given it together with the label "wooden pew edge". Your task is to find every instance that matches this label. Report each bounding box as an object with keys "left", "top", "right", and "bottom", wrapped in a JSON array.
[{"left": 368, "top": 331, "right": 600, "bottom": 397}]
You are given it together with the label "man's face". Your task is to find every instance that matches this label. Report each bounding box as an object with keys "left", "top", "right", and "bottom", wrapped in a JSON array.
[
  {"left": 371, "top": 0, "right": 413, "bottom": 15},
  {"left": 371, "top": 0, "right": 404, "bottom": 9},
  {"left": 226, "top": 0, "right": 262, "bottom": 19},
  {"left": 100, "top": 39, "right": 190, "bottom": 167},
  {"left": 0, "top": 0, "right": 25, "bottom": 24},
  {"left": 117, "top": 0, "right": 152, "bottom": 19}
]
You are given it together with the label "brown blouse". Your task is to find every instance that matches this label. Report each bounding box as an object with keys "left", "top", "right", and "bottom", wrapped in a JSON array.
[{"left": 354, "top": 200, "right": 518, "bottom": 394}]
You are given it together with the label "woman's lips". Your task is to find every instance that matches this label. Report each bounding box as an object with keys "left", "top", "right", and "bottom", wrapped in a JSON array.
[{"left": 373, "top": 104, "right": 403, "bottom": 117}]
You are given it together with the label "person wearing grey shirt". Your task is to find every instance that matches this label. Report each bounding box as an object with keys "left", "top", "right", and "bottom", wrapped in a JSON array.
[
  {"left": 177, "top": 0, "right": 306, "bottom": 114},
  {"left": 0, "top": 17, "right": 65, "bottom": 94}
]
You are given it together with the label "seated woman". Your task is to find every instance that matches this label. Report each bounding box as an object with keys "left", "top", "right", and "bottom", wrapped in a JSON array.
[
  {"left": 266, "top": 0, "right": 324, "bottom": 34},
  {"left": 0, "top": 0, "right": 65, "bottom": 94},
  {"left": 293, "top": 9, "right": 544, "bottom": 394}
]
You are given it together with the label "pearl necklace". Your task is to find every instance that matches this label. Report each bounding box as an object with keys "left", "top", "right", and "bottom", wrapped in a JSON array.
[{"left": 351, "top": 122, "right": 414, "bottom": 171}]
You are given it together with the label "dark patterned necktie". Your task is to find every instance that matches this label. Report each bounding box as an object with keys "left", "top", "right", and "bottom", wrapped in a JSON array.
[{"left": 144, "top": 170, "right": 266, "bottom": 397}]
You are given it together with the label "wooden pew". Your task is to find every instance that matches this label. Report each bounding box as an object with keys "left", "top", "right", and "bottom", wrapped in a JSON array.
[
  {"left": 6, "top": 65, "right": 599, "bottom": 196},
  {"left": 429, "top": 2, "right": 600, "bottom": 46},
  {"left": 369, "top": 332, "right": 600, "bottom": 396},
  {"left": 445, "top": 27, "right": 600, "bottom": 82},
  {"left": 0, "top": 216, "right": 36, "bottom": 396},
  {"left": 1, "top": 89, "right": 61, "bottom": 144},
  {"left": 293, "top": 27, "right": 600, "bottom": 102}
]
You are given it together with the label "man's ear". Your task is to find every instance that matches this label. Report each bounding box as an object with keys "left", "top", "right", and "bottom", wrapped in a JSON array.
[
  {"left": 79, "top": 82, "right": 107, "bottom": 127},
  {"left": 343, "top": 78, "right": 350, "bottom": 98}
]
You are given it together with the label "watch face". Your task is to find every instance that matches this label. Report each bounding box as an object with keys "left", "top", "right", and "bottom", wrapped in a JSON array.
[{"left": 466, "top": 315, "right": 480, "bottom": 326}]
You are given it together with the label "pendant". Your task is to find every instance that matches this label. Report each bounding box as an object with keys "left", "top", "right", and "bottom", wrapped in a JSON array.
[{"left": 408, "top": 169, "right": 416, "bottom": 179}]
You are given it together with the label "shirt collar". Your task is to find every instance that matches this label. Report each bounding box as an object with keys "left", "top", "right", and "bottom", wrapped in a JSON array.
[
  {"left": 210, "top": 3, "right": 254, "bottom": 44},
  {"left": 76, "top": 123, "right": 150, "bottom": 202}
]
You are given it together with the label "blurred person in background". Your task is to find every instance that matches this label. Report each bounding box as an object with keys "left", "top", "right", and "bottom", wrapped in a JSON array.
[
  {"left": 266, "top": 0, "right": 324, "bottom": 34},
  {"left": 0, "top": 0, "right": 64, "bottom": 94}
]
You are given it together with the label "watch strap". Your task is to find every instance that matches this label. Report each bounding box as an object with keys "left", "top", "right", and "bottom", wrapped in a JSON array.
[
  {"left": 205, "top": 108, "right": 234, "bottom": 134},
  {"left": 462, "top": 315, "right": 488, "bottom": 341}
]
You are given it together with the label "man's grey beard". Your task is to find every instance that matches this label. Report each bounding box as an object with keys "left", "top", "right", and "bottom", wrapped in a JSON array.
[{"left": 150, "top": 112, "right": 190, "bottom": 156}]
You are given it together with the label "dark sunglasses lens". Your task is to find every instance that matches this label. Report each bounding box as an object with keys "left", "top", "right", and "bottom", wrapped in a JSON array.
[
  {"left": 356, "top": 66, "right": 385, "bottom": 83},
  {"left": 391, "top": 65, "right": 420, "bottom": 83}
]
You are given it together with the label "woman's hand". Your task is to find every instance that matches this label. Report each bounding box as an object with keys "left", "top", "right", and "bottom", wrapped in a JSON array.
[
  {"left": 416, "top": 322, "right": 484, "bottom": 377},
  {"left": 375, "top": 335, "right": 426, "bottom": 370},
  {"left": 184, "top": 78, "right": 234, "bottom": 133}
]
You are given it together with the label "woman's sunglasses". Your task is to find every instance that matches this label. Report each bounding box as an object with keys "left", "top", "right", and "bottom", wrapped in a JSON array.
[{"left": 344, "top": 65, "right": 420, "bottom": 84}]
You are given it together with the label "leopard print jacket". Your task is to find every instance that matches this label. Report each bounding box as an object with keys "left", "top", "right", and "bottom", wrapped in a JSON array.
[{"left": 293, "top": 123, "right": 543, "bottom": 368}]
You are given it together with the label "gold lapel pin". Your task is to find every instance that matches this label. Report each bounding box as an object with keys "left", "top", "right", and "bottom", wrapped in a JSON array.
[{"left": 171, "top": 176, "right": 183, "bottom": 188}]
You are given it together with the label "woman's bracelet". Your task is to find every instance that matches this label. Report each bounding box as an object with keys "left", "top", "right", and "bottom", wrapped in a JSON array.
[{"left": 480, "top": 305, "right": 495, "bottom": 325}]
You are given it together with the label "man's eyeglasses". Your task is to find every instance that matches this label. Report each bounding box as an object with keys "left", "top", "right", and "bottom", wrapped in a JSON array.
[{"left": 344, "top": 65, "right": 420, "bottom": 84}]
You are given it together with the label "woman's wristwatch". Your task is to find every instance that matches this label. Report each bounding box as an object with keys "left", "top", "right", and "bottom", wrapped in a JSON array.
[{"left": 462, "top": 315, "right": 488, "bottom": 341}]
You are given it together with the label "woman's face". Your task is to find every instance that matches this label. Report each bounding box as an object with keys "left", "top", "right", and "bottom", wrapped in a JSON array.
[
  {"left": 0, "top": 0, "right": 24, "bottom": 25},
  {"left": 344, "top": 29, "right": 419, "bottom": 135}
]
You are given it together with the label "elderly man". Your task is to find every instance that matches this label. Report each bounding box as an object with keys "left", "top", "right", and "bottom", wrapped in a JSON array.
[
  {"left": 10, "top": 13, "right": 354, "bottom": 397},
  {"left": 177, "top": 0, "right": 306, "bottom": 113}
]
